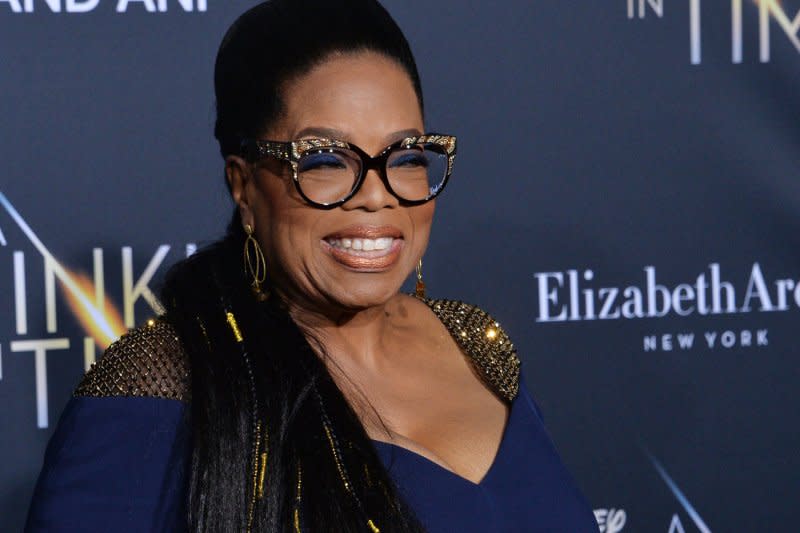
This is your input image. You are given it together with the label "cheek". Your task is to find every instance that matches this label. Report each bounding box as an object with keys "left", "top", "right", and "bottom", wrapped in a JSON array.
[
  {"left": 268, "top": 208, "right": 318, "bottom": 266},
  {"left": 410, "top": 202, "right": 436, "bottom": 239},
  {"left": 252, "top": 175, "right": 316, "bottom": 262}
]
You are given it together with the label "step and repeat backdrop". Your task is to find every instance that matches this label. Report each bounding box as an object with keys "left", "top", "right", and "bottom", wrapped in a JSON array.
[{"left": 2, "top": 1, "right": 799, "bottom": 531}]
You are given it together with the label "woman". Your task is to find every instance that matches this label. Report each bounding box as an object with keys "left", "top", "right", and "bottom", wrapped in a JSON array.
[{"left": 25, "top": 1, "right": 597, "bottom": 531}]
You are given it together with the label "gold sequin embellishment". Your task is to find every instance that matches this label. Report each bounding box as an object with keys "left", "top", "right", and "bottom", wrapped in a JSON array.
[
  {"left": 419, "top": 298, "right": 520, "bottom": 403},
  {"left": 73, "top": 319, "right": 190, "bottom": 402}
]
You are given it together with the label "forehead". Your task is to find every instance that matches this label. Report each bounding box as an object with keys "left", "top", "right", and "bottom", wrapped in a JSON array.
[{"left": 274, "top": 52, "right": 424, "bottom": 146}]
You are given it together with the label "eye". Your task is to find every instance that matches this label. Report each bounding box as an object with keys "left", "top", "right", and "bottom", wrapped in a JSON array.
[
  {"left": 298, "top": 151, "right": 348, "bottom": 172},
  {"left": 389, "top": 150, "right": 429, "bottom": 169}
]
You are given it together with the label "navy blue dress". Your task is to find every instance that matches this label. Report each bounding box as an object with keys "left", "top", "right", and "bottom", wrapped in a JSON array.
[
  {"left": 373, "top": 373, "right": 598, "bottom": 532},
  {"left": 26, "top": 371, "right": 597, "bottom": 532},
  {"left": 25, "top": 301, "right": 597, "bottom": 532}
]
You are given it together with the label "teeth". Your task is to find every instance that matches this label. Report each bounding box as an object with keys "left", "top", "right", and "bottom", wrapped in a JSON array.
[
  {"left": 328, "top": 237, "right": 395, "bottom": 251},
  {"left": 374, "top": 238, "right": 392, "bottom": 250}
]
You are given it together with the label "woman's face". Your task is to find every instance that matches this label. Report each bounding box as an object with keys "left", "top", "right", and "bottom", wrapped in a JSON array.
[{"left": 228, "top": 52, "right": 433, "bottom": 316}]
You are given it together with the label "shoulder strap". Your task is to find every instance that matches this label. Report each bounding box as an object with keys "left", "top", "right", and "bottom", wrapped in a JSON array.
[
  {"left": 73, "top": 318, "right": 191, "bottom": 402},
  {"left": 418, "top": 297, "right": 520, "bottom": 403}
]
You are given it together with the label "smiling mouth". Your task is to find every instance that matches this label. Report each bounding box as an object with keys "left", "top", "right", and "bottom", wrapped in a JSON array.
[
  {"left": 327, "top": 237, "right": 396, "bottom": 253},
  {"left": 322, "top": 227, "right": 404, "bottom": 271}
]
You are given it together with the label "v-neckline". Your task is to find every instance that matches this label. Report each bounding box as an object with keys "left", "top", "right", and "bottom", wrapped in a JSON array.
[{"left": 371, "top": 391, "right": 519, "bottom": 488}]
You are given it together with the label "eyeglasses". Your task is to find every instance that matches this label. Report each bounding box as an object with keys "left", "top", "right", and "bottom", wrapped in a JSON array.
[{"left": 240, "top": 133, "right": 457, "bottom": 209}]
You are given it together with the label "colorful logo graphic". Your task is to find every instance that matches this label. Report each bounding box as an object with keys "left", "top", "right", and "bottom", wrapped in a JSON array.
[{"left": 0, "top": 191, "right": 194, "bottom": 427}]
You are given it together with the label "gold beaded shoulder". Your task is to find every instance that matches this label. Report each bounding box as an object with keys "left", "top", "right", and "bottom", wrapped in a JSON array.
[
  {"left": 417, "top": 297, "right": 521, "bottom": 403},
  {"left": 73, "top": 318, "right": 190, "bottom": 402}
]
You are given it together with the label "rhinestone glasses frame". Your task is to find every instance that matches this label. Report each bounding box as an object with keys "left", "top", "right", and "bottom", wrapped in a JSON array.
[{"left": 240, "top": 133, "right": 457, "bottom": 209}]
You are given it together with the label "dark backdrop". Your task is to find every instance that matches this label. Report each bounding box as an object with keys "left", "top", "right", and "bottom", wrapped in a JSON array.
[{"left": 2, "top": 1, "right": 799, "bottom": 531}]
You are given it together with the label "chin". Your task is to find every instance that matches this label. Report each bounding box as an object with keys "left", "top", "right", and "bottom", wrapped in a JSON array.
[{"left": 330, "top": 280, "right": 403, "bottom": 310}]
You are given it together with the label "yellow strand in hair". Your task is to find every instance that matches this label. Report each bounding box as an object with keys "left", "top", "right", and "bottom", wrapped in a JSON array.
[
  {"left": 323, "top": 423, "right": 351, "bottom": 493},
  {"left": 246, "top": 420, "right": 263, "bottom": 533},
  {"left": 364, "top": 464, "right": 373, "bottom": 487},
  {"left": 323, "top": 423, "right": 381, "bottom": 531},
  {"left": 196, "top": 316, "right": 211, "bottom": 348},
  {"left": 293, "top": 508, "right": 301, "bottom": 533},
  {"left": 293, "top": 462, "right": 303, "bottom": 533},
  {"left": 257, "top": 425, "right": 269, "bottom": 499},
  {"left": 226, "top": 311, "right": 244, "bottom": 342}
]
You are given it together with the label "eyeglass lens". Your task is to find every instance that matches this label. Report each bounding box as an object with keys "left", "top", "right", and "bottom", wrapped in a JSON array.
[{"left": 295, "top": 143, "right": 449, "bottom": 205}]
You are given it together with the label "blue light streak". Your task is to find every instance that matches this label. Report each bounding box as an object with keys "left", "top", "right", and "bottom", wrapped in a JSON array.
[{"left": 645, "top": 450, "right": 712, "bottom": 533}]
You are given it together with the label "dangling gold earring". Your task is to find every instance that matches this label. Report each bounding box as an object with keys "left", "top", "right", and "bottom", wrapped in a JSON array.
[
  {"left": 415, "top": 258, "right": 426, "bottom": 298},
  {"left": 243, "top": 224, "right": 269, "bottom": 301}
]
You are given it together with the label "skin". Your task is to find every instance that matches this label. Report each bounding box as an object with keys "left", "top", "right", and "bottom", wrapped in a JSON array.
[{"left": 225, "top": 52, "right": 508, "bottom": 485}]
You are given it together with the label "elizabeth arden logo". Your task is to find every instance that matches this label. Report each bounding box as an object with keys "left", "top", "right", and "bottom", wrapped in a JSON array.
[
  {"left": 535, "top": 263, "right": 798, "bottom": 322},
  {"left": 0, "top": 0, "right": 208, "bottom": 13},
  {"left": 534, "top": 263, "right": 795, "bottom": 352}
]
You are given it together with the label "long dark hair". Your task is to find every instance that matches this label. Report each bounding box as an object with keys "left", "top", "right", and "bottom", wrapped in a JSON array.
[{"left": 160, "top": 1, "right": 427, "bottom": 531}]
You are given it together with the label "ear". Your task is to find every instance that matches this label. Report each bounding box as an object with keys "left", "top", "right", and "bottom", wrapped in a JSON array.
[{"left": 226, "top": 155, "right": 255, "bottom": 228}]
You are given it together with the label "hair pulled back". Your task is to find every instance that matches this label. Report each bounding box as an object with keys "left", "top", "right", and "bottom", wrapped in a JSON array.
[
  {"left": 214, "top": 0, "right": 423, "bottom": 159},
  {"left": 161, "top": 1, "right": 427, "bottom": 531}
]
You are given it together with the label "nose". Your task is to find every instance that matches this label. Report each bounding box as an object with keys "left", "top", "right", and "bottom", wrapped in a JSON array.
[{"left": 341, "top": 167, "right": 398, "bottom": 211}]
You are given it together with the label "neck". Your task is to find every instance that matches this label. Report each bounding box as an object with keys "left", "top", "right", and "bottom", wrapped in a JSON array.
[{"left": 282, "top": 291, "right": 412, "bottom": 370}]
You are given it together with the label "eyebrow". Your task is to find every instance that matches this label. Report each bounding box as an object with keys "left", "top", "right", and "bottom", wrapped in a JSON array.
[{"left": 293, "top": 127, "right": 423, "bottom": 146}]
